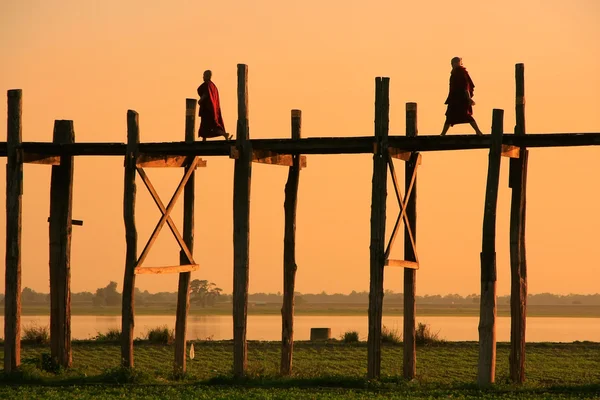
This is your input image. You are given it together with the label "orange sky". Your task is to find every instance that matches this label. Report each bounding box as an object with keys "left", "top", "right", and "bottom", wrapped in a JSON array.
[{"left": 1, "top": 0, "right": 599, "bottom": 296}]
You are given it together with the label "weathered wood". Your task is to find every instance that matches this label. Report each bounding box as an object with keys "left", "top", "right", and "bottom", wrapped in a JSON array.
[
  {"left": 403, "top": 102, "right": 418, "bottom": 380},
  {"left": 135, "top": 156, "right": 200, "bottom": 269},
  {"left": 47, "top": 217, "right": 83, "bottom": 226},
  {"left": 509, "top": 63, "right": 528, "bottom": 384},
  {"left": 385, "top": 259, "right": 418, "bottom": 269},
  {"left": 281, "top": 109, "right": 301, "bottom": 376},
  {"left": 49, "top": 120, "right": 74, "bottom": 369},
  {"left": 501, "top": 145, "right": 520, "bottom": 158},
  {"left": 136, "top": 154, "right": 206, "bottom": 168},
  {"left": 135, "top": 264, "right": 199, "bottom": 275},
  {"left": 233, "top": 63, "right": 252, "bottom": 378},
  {"left": 23, "top": 152, "right": 61, "bottom": 165},
  {"left": 136, "top": 167, "right": 195, "bottom": 265},
  {"left": 175, "top": 98, "right": 197, "bottom": 375},
  {"left": 367, "top": 77, "right": 389, "bottom": 379},
  {"left": 4, "top": 89, "right": 23, "bottom": 372},
  {"left": 250, "top": 149, "right": 307, "bottom": 168},
  {"left": 478, "top": 109, "right": 504, "bottom": 387},
  {"left": 121, "top": 110, "right": 139, "bottom": 368}
]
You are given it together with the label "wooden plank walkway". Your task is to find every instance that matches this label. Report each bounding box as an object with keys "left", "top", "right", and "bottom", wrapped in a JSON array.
[{"left": 1, "top": 132, "right": 599, "bottom": 157}]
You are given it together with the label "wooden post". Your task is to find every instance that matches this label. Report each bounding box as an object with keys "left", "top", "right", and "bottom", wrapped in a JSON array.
[
  {"left": 403, "top": 102, "right": 418, "bottom": 380},
  {"left": 233, "top": 63, "right": 252, "bottom": 378},
  {"left": 367, "top": 77, "right": 389, "bottom": 379},
  {"left": 509, "top": 63, "right": 528, "bottom": 383},
  {"left": 281, "top": 109, "right": 301, "bottom": 376},
  {"left": 49, "top": 120, "right": 74, "bottom": 368},
  {"left": 174, "top": 99, "right": 196, "bottom": 374},
  {"left": 478, "top": 109, "right": 504, "bottom": 387},
  {"left": 121, "top": 110, "right": 139, "bottom": 368},
  {"left": 4, "top": 89, "right": 23, "bottom": 372}
]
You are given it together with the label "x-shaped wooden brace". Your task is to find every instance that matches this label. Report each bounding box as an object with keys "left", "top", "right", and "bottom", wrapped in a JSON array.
[
  {"left": 134, "top": 156, "right": 200, "bottom": 274},
  {"left": 384, "top": 150, "right": 422, "bottom": 269}
]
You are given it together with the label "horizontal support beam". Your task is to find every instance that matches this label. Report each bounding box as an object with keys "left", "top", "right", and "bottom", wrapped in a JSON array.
[
  {"left": 136, "top": 154, "right": 207, "bottom": 168},
  {"left": 2, "top": 133, "right": 599, "bottom": 158},
  {"left": 385, "top": 259, "right": 419, "bottom": 269},
  {"left": 388, "top": 148, "right": 422, "bottom": 164},
  {"left": 134, "top": 264, "right": 199, "bottom": 275},
  {"left": 47, "top": 217, "right": 83, "bottom": 226},
  {"left": 23, "top": 152, "right": 60, "bottom": 165},
  {"left": 230, "top": 148, "right": 307, "bottom": 168}
]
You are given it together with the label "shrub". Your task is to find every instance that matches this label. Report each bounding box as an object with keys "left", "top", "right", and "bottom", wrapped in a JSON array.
[
  {"left": 146, "top": 326, "right": 174, "bottom": 344},
  {"left": 342, "top": 330, "right": 360, "bottom": 343},
  {"left": 415, "top": 322, "right": 443, "bottom": 345},
  {"left": 22, "top": 324, "right": 50, "bottom": 344},
  {"left": 94, "top": 328, "right": 121, "bottom": 341},
  {"left": 381, "top": 325, "right": 402, "bottom": 344}
]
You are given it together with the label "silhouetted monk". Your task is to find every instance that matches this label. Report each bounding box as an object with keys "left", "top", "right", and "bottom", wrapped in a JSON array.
[
  {"left": 197, "top": 70, "right": 231, "bottom": 141},
  {"left": 441, "top": 57, "right": 483, "bottom": 136}
]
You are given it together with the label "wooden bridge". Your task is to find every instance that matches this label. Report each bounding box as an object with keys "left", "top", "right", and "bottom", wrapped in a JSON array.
[{"left": 3, "top": 63, "right": 598, "bottom": 387}]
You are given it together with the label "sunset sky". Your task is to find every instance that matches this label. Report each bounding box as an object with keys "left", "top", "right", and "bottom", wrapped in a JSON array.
[{"left": 1, "top": 0, "right": 599, "bottom": 297}]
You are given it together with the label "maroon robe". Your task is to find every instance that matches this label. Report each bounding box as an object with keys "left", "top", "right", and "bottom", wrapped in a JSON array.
[
  {"left": 197, "top": 81, "right": 226, "bottom": 138},
  {"left": 444, "top": 66, "right": 476, "bottom": 126}
]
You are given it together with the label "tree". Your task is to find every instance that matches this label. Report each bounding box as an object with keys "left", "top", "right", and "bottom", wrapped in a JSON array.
[{"left": 190, "top": 279, "right": 222, "bottom": 307}]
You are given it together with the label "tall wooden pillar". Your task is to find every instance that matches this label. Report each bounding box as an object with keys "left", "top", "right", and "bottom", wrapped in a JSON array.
[
  {"left": 49, "top": 120, "right": 74, "bottom": 368},
  {"left": 4, "top": 89, "right": 23, "bottom": 372},
  {"left": 233, "top": 64, "right": 252, "bottom": 378},
  {"left": 281, "top": 109, "right": 301, "bottom": 375},
  {"left": 174, "top": 99, "right": 197, "bottom": 374},
  {"left": 509, "top": 63, "right": 528, "bottom": 383},
  {"left": 121, "top": 110, "right": 139, "bottom": 367},
  {"left": 403, "top": 102, "right": 418, "bottom": 380},
  {"left": 478, "top": 109, "right": 504, "bottom": 387},
  {"left": 367, "top": 77, "right": 389, "bottom": 379}
]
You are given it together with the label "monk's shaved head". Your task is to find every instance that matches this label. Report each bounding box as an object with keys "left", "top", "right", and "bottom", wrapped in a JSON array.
[
  {"left": 203, "top": 70, "right": 212, "bottom": 82},
  {"left": 451, "top": 57, "right": 462, "bottom": 68}
]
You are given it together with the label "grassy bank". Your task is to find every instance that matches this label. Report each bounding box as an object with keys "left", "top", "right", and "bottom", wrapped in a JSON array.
[
  {"left": 10, "top": 303, "right": 600, "bottom": 317},
  {"left": 0, "top": 340, "right": 598, "bottom": 399}
]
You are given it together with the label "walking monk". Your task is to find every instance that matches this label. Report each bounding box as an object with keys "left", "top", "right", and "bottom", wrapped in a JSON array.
[
  {"left": 197, "top": 70, "right": 231, "bottom": 141},
  {"left": 440, "top": 57, "right": 484, "bottom": 136}
]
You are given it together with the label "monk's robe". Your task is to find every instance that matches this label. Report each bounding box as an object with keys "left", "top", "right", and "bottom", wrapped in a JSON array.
[
  {"left": 444, "top": 66, "right": 476, "bottom": 126},
  {"left": 197, "top": 81, "right": 226, "bottom": 138}
]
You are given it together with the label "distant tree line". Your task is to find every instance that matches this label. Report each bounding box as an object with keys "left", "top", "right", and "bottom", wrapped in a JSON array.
[{"left": 1, "top": 287, "right": 599, "bottom": 306}]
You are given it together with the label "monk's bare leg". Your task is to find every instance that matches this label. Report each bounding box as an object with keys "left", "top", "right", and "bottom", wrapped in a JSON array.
[
  {"left": 470, "top": 120, "right": 484, "bottom": 136},
  {"left": 440, "top": 122, "right": 451, "bottom": 136}
]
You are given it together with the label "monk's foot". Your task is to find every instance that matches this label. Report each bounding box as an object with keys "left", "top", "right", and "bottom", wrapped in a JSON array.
[{"left": 223, "top": 132, "right": 232, "bottom": 141}]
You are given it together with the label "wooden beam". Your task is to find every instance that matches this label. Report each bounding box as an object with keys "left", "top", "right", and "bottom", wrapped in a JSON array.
[
  {"left": 501, "top": 144, "right": 520, "bottom": 158},
  {"left": 49, "top": 120, "right": 74, "bottom": 369},
  {"left": 135, "top": 168, "right": 195, "bottom": 265},
  {"left": 136, "top": 154, "right": 207, "bottom": 168},
  {"left": 135, "top": 156, "right": 199, "bottom": 269},
  {"left": 233, "top": 63, "right": 252, "bottom": 378},
  {"left": 250, "top": 149, "right": 307, "bottom": 168},
  {"left": 281, "top": 109, "right": 301, "bottom": 376},
  {"left": 367, "top": 77, "right": 389, "bottom": 380},
  {"left": 385, "top": 259, "right": 419, "bottom": 269},
  {"left": 175, "top": 98, "right": 197, "bottom": 375},
  {"left": 478, "top": 109, "right": 504, "bottom": 387},
  {"left": 403, "top": 102, "right": 418, "bottom": 381},
  {"left": 47, "top": 217, "right": 83, "bottom": 226},
  {"left": 23, "top": 152, "right": 60, "bottom": 165},
  {"left": 509, "top": 63, "right": 528, "bottom": 384},
  {"left": 134, "top": 264, "right": 199, "bottom": 275},
  {"left": 4, "top": 89, "right": 23, "bottom": 373},
  {"left": 121, "top": 110, "right": 139, "bottom": 368}
]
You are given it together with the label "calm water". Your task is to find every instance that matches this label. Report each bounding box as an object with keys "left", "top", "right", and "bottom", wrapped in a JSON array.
[{"left": 12, "top": 315, "right": 600, "bottom": 342}]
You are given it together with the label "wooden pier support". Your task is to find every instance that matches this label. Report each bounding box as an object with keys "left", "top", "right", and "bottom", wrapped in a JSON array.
[
  {"left": 403, "top": 102, "right": 418, "bottom": 380},
  {"left": 49, "top": 120, "right": 74, "bottom": 368},
  {"left": 281, "top": 109, "right": 302, "bottom": 376},
  {"left": 4, "top": 89, "right": 23, "bottom": 372},
  {"left": 174, "top": 99, "right": 197, "bottom": 374},
  {"left": 367, "top": 77, "right": 390, "bottom": 379},
  {"left": 233, "top": 64, "right": 252, "bottom": 378},
  {"left": 121, "top": 110, "right": 139, "bottom": 368},
  {"left": 478, "top": 109, "right": 504, "bottom": 387},
  {"left": 509, "top": 63, "right": 528, "bottom": 383}
]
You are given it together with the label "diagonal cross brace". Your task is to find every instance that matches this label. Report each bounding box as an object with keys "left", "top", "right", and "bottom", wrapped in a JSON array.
[
  {"left": 384, "top": 152, "right": 421, "bottom": 263},
  {"left": 135, "top": 156, "right": 200, "bottom": 269}
]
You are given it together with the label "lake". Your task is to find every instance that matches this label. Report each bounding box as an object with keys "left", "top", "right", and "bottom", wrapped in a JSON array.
[{"left": 13, "top": 315, "right": 600, "bottom": 342}]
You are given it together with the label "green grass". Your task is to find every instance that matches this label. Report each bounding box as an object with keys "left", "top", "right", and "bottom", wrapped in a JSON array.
[
  {"left": 10, "top": 303, "right": 600, "bottom": 317},
  {"left": 145, "top": 325, "right": 174, "bottom": 344},
  {"left": 1, "top": 341, "right": 598, "bottom": 399},
  {"left": 21, "top": 323, "right": 50, "bottom": 344},
  {"left": 94, "top": 328, "right": 121, "bottom": 342}
]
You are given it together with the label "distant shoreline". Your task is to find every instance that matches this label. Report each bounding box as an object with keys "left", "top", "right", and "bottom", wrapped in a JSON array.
[{"left": 7, "top": 303, "right": 599, "bottom": 318}]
